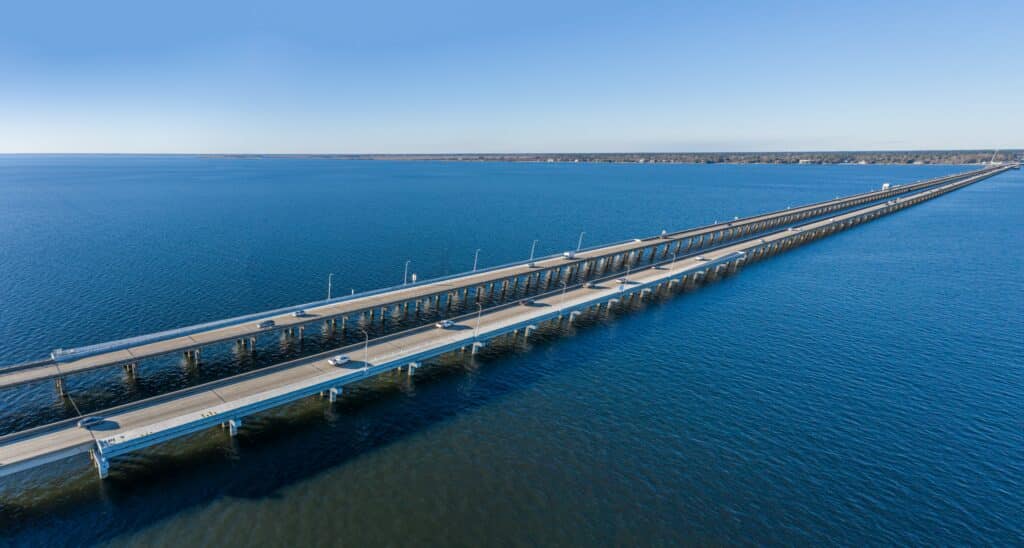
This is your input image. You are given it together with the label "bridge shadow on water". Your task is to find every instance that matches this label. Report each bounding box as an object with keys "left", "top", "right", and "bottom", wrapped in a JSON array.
[
  {"left": 0, "top": 316, "right": 626, "bottom": 545},
  {"left": 0, "top": 271, "right": 749, "bottom": 546}
]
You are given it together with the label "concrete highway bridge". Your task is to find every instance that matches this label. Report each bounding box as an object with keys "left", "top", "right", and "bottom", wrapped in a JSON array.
[
  {"left": 0, "top": 164, "right": 1014, "bottom": 480},
  {"left": 0, "top": 167, "right": 1004, "bottom": 393}
]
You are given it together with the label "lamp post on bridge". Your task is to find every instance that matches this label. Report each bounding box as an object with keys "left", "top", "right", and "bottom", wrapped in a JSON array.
[
  {"left": 560, "top": 280, "right": 569, "bottom": 315},
  {"left": 403, "top": 260, "right": 411, "bottom": 285},
  {"left": 327, "top": 273, "right": 335, "bottom": 300},
  {"left": 576, "top": 231, "right": 586, "bottom": 251},
  {"left": 474, "top": 303, "right": 483, "bottom": 340},
  {"left": 360, "top": 328, "right": 369, "bottom": 372},
  {"left": 473, "top": 249, "right": 481, "bottom": 272},
  {"left": 529, "top": 239, "right": 539, "bottom": 265}
]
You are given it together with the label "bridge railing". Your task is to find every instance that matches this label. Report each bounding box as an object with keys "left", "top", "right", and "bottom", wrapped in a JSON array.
[{"left": 48, "top": 166, "right": 991, "bottom": 364}]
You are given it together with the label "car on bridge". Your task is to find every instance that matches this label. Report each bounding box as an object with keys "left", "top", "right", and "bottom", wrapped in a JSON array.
[
  {"left": 695, "top": 256, "right": 709, "bottom": 261},
  {"left": 519, "top": 298, "right": 536, "bottom": 306},
  {"left": 256, "top": 320, "right": 276, "bottom": 329},
  {"left": 328, "top": 355, "right": 350, "bottom": 366},
  {"left": 435, "top": 320, "right": 455, "bottom": 329},
  {"left": 77, "top": 416, "right": 105, "bottom": 429}
]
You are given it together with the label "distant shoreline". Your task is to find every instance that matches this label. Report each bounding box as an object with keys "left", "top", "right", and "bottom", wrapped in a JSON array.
[
  {"left": 194, "top": 150, "right": 1021, "bottom": 166},
  {"left": 2, "top": 151, "right": 1019, "bottom": 165}
]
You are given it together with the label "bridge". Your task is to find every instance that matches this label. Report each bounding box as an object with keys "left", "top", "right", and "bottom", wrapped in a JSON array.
[
  {"left": 0, "top": 164, "right": 1014, "bottom": 479},
  {"left": 0, "top": 167, "right": 1002, "bottom": 394}
]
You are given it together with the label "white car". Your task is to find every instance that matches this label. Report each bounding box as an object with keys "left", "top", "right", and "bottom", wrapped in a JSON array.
[
  {"left": 328, "top": 355, "right": 350, "bottom": 366},
  {"left": 695, "top": 256, "right": 709, "bottom": 261},
  {"left": 292, "top": 310, "right": 306, "bottom": 317},
  {"left": 436, "top": 320, "right": 455, "bottom": 329},
  {"left": 77, "top": 416, "right": 105, "bottom": 428}
]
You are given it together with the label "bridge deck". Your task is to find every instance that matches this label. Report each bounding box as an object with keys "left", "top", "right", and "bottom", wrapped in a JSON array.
[
  {"left": 0, "top": 165, "right": 1010, "bottom": 478},
  {"left": 0, "top": 167, "right": 995, "bottom": 390}
]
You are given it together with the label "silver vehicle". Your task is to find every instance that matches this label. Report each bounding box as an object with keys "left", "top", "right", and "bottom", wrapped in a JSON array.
[
  {"left": 292, "top": 310, "right": 305, "bottom": 317},
  {"left": 77, "top": 416, "right": 105, "bottom": 428},
  {"left": 562, "top": 251, "right": 576, "bottom": 259},
  {"left": 328, "top": 355, "right": 350, "bottom": 366},
  {"left": 435, "top": 320, "right": 455, "bottom": 329},
  {"left": 256, "top": 320, "right": 276, "bottom": 329},
  {"left": 695, "top": 256, "right": 709, "bottom": 261}
]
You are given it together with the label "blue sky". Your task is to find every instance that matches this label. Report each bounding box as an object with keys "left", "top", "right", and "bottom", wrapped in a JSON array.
[{"left": 1, "top": 0, "right": 1020, "bottom": 153}]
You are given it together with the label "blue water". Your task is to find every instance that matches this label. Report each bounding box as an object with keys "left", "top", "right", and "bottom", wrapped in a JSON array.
[{"left": 0, "top": 156, "right": 1020, "bottom": 545}]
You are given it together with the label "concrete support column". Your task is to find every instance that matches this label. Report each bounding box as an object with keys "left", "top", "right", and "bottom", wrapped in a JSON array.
[
  {"left": 91, "top": 447, "right": 109, "bottom": 479},
  {"left": 328, "top": 387, "right": 341, "bottom": 402},
  {"left": 224, "top": 419, "right": 242, "bottom": 437}
]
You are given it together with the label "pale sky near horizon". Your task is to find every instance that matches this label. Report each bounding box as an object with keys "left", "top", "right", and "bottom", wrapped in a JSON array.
[{"left": 1, "top": 0, "right": 1021, "bottom": 153}]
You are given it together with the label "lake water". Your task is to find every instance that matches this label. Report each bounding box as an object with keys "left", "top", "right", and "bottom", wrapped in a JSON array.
[{"left": 0, "top": 156, "right": 1021, "bottom": 546}]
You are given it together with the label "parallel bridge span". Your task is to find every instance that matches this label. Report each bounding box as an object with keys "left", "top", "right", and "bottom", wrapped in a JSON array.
[
  {"left": 0, "top": 166, "right": 1004, "bottom": 392},
  {"left": 0, "top": 164, "right": 1013, "bottom": 479}
]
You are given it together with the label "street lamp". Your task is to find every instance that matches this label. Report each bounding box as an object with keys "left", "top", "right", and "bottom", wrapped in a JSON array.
[
  {"left": 560, "top": 280, "right": 569, "bottom": 314},
  {"left": 576, "top": 231, "right": 586, "bottom": 251},
  {"left": 327, "top": 273, "right": 335, "bottom": 300},
  {"left": 670, "top": 249, "right": 678, "bottom": 270},
  {"left": 403, "top": 260, "right": 411, "bottom": 285},
  {"left": 529, "top": 239, "right": 539, "bottom": 263},
  {"left": 473, "top": 248, "right": 481, "bottom": 272},
  {"left": 474, "top": 302, "right": 483, "bottom": 339},
  {"left": 360, "top": 328, "right": 369, "bottom": 372}
]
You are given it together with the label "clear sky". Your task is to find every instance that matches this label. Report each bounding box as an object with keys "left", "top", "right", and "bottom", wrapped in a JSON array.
[{"left": 1, "top": 0, "right": 1020, "bottom": 153}]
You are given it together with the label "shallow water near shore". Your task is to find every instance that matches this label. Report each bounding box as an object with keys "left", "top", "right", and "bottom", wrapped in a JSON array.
[{"left": 0, "top": 156, "right": 1021, "bottom": 545}]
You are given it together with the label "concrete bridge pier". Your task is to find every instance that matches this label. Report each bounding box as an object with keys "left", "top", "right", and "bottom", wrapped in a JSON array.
[
  {"left": 90, "top": 447, "right": 109, "bottom": 479},
  {"left": 223, "top": 419, "right": 242, "bottom": 437},
  {"left": 122, "top": 362, "right": 137, "bottom": 379},
  {"left": 471, "top": 341, "right": 486, "bottom": 355},
  {"left": 54, "top": 376, "right": 67, "bottom": 398},
  {"left": 407, "top": 361, "right": 421, "bottom": 376},
  {"left": 523, "top": 324, "right": 538, "bottom": 340},
  {"left": 568, "top": 310, "right": 582, "bottom": 323}
]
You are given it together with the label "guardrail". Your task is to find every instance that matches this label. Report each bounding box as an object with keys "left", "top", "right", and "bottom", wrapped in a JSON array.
[
  {"left": 44, "top": 166, "right": 993, "bottom": 364},
  {"left": 1, "top": 167, "right": 1004, "bottom": 474}
]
